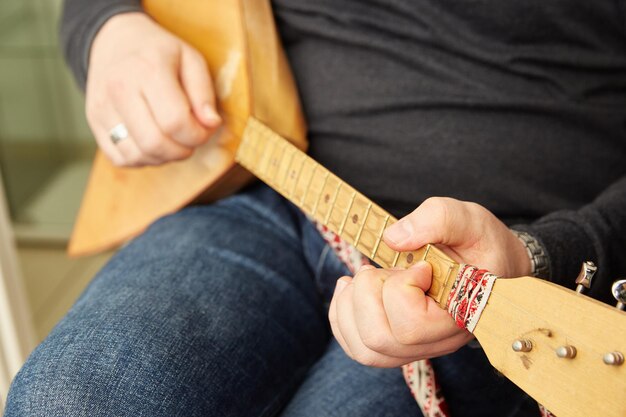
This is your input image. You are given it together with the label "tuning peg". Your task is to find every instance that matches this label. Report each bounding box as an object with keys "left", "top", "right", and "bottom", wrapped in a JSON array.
[
  {"left": 611, "top": 279, "right": 626, "bottom": 311},
  {"left": 512, "top": 339, "right": 533, "bottom": 352},
  {"left": 575, "top": 261, "right": 597, "bottom": 293},
  {"left": 556, "top": 345, "right": 577, "bottom": 359},
  {"left": 603, "top": 352, "right": 624, "bottom": 366}
]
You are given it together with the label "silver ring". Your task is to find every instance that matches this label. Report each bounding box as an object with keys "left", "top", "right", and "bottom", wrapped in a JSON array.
[{"left": 109, "top": 123, "right": 129, "bottom": 144}]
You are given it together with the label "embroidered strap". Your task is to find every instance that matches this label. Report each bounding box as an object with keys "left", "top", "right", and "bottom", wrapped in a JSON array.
[
  {"left": 403, "top": 360, "right": 449, "bottom": 417},
  {"left": 446, "top": 265, "right": 497, "bottom": 333}
]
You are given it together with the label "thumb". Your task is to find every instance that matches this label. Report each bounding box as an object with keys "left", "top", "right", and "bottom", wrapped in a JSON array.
[
  {"left": 180, "top": 45, "right": 221, "bottom": 128},
  {"left": 401, "top": 261, "right": 433, "bottom": 293},
  {"left": 383, "top": 197, "right": 475, "bottom": 251}
]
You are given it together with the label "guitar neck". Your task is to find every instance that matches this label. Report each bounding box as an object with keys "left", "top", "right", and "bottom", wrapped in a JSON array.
[
  {"left": 236, "top": 117, "right": 626, "bottom": 417},
  {"left": 236, "top": 117, "right": 459, "bottom": 306}
]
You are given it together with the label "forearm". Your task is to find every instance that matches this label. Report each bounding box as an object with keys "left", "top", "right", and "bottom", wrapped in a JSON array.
[
  {"left": 515, "top": 175, "right": 626, "bottom": 305},
  {"left": 60, "top": 0, "right": 143, "bottom": 89}
]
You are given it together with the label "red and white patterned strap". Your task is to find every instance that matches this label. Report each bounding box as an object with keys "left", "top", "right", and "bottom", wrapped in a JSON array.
[
  {"left": 403, "top": 360, "right": 449, "bottom": 417},
  {"left": 446, "top": 264, "right": 497, "bottom": 332}
]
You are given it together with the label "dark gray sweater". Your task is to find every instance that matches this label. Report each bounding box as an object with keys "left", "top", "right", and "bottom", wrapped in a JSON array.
[{"left": 61, "top": 0, "right": 626, "bottom": 304}]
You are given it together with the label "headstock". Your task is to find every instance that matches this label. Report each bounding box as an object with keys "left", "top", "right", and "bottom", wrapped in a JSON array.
[{"left": 473, "top": 265, "right": 626, "bottom": 417}]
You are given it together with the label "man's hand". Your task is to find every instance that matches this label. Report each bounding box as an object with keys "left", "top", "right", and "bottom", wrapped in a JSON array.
[
  {"left": 86, "top": 12, "right": 221, "bottom": 167},
  {"left": 328, "top": 197, "right": 532, "bottom": 367}
]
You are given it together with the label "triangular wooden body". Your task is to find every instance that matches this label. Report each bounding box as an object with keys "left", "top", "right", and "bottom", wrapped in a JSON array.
[{"left": 69, "top": 0, "right": 307, "bottom": 256}]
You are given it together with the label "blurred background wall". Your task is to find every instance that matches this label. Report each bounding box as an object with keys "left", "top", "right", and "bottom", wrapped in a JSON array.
[
  {"left": 0, "top": 0, "right": 94, "bottom": 240},
  {"left": 0, "top": 0, "right": 112, "bottom": 407}
]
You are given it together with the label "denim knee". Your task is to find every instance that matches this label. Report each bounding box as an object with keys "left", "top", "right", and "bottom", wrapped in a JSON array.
[{"left": 5, "top": 187, "right": 332, "bottom": 416}]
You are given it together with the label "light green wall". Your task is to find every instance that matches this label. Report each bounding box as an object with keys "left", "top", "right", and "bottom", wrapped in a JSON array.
[
  {"left": 0, "top": 0, "right": 93, "bottom": 145},
  {"left": 0, "top": 0, "right": 96, "bottom": 224}
]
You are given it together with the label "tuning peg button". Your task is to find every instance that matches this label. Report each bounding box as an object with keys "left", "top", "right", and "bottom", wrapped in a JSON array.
[
  {"left": 512, "top": 339, "right": 533, "bottom": 352},
  {"left": 611, "top": 279, "right": 626, "bottom": 310},
  {"left": 556, "top": 345, "right": 577, "bottom": 359},
  {"left": 603, "top": 352, "right": 624, "bottom": 366},
  {"left": 575, "top": 261, "right": 597, "bottom": 293}
]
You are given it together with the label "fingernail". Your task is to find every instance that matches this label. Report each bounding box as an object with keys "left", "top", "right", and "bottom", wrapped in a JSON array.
[
  {"left": 384, "top": 220, "right": 413, "bottom": 245},
  {"left": 357, "top": 264, "right": 374, "bottom": 273},
  {"left": 334, "top": 279, "right": 349, "bottom": 295},
  {"left": 202, "top": 103, "right": 221, "bottom": 124}
]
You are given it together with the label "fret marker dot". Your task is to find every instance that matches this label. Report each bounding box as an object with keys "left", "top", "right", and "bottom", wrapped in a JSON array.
[
  {"left": 290, "top": 170, "right": 296, "bottom": 179},
  {"left": 324, "top": 194, "right": 330, "bottom": 203},
  {"left": 406, "top": 253, "right": 414, "bottom": 264},
  {"left": 352, "top": 214, "right": 358, "bottom": 224}
]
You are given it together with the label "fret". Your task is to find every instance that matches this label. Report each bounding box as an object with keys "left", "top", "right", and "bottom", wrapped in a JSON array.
[
  {"left": 257, "top": 130, "right": 277, "bottom": 178},
  {"left": 311, "top": 171, "right": 329, "bottom": 216},
  {"left": 324, "top": 181, "right": 342, "bottom": 225},
  {"left": 289, "top": 154, "right": 305, "bottom": 198},
  {"left": 338, "top": 191, "right": 356, "bottom": 235},
  {"left": 422, "top": 246, "right": 459, "bottom": 305},
  {"left": 248, "top": 132, "right": 262, "bottom": 172},
  {"left": 329, "top": 181, "right": 357, "bottom": 232},
  {"left": 277, "top": 143, "right": 293, "bottom": 193},
  {"left": 341, "top": 195, "right": 367, "bottom": 245},
  {"left": 423, "top": 245, "right": 441, "bottom": 300},
  {"left": 369, "top": 242, "right": 398, "bottom": 269},
  {"left": 371, "top": 215, "right": 389, "bottom": 259},
  {"left": 268, "top": 140, "right": 287, "bottom": 185},
  {"left": 281, "top": 145, "right": 296, "bottom": 191},
  {"left": 423, "top": 243, "right": 431, "bottom": 260},
  {"left": 438, "top": 264, "right": 456, "bottom": 304},
  {"left": 300, "top": 162, "right": 316, "bottom": 207},
  {"left": 391, "top": 251, "right": 400, "bottom": 268},
  {"left": 354, "top": 202, "right": 371, "bottom": 247},
  {"left": 254, "top": 131, "right": 270, "bottom": 175},
  {"left": 316, "top": 174, "right": 338, "bottom": 222},
  {"left": 295, "top": 158, "right": 315, "bottom": 207},
  {"left": 355, "top": 206, "right": 386, "bottom": 261},
  {"left": 371, "top": 220, "right": 399, "bottom": 268}
]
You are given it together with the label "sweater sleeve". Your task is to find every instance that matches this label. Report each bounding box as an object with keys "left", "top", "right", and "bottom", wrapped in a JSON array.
[
  {"left": 514, "top": 175, "right": 626, "bottom": 305},
  {"left": 60, "top": 0, "right": 143, "bottom": 90}
]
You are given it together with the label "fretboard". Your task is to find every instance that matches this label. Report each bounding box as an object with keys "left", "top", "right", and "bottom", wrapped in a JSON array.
[{"left": 236, "top": 117, "right": 459, "bottom": 307}]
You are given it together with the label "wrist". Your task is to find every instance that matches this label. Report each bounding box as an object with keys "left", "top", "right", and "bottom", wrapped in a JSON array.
[
  {"left": 90, "top": 12, "right": 151, "bottom": 64},
  {"left": 98, "top": 11, "right": 149, "bottom": 36}
]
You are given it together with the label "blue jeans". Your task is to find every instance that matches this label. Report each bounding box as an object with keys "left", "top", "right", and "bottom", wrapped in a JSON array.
[{"left": 5, "top": 184, "right": 536, "bottom": 416}]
